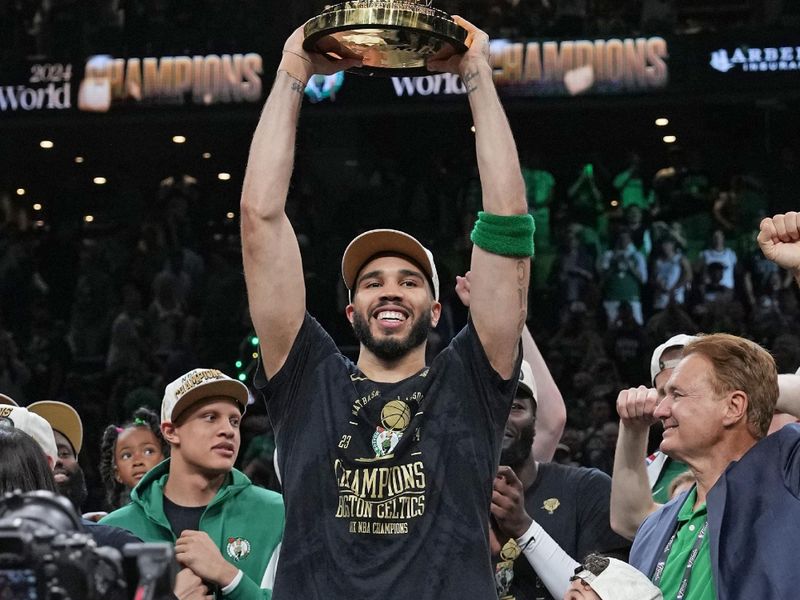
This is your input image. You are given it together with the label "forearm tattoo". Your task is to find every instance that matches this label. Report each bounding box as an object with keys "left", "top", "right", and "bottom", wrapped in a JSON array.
[
  {"left": 516, "top": 259, "right": 527, "bottom": 332},
  {"left": 463, "top": 70, "right": 479, "bottom": 94},
  {"left": 278, "top": 69, "right": 306, "bottom": 95}
]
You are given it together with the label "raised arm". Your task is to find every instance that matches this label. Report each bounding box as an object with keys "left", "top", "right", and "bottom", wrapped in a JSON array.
[
  {"left": 758, "top": 211, "right": 800, "bottom": 288},
  {"left": 429, "top": 17, "right": 529, "bottom": 379},
  {"left": 240, "top": 28, "right": 360, "bottom": 378},
  {"left": 610, "top": 386, "right": 661, "bottom": 540},
  {"left": 777, "top": 373, "right": 800, "bottom": 419},
  {"left": 456, "top": 272, "right": 565, "bottom": 459},
  {"left": 522, "top": 327, "right": 566, "bottom": 462}
]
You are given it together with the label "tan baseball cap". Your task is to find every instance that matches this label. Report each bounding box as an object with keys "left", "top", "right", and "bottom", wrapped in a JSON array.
[
  {"left": 28, "top": 400, "right": 83, "bottom": 455},
  {"left": 162, "top": 368, "right": 249, "bottom": 424},
  {"left": 341, "top": 229, "right": 439, "bottom": 300},
  {"left": 517, "top": 360, "right": 538, "bottom": 405},
  {"left": 0, "top": 393, "right": 18, "bottom": 406},
  {"left": 0, "top": 405, "right": 58, "bottom": 465}
]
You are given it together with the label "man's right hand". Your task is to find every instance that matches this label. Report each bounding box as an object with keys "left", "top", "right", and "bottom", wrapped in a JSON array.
[
  {"left": 280, "top": 25, "right": 362, "bottom": 83},
  {"left": 491, "top": 466, "right": 533, "bottom": 539},
  {"left": 758, "top": 212, "right": 800, "bottom": 274},
  {"left": 173, "top": 568, "right": 212, "bottom": 600},
  {"left": 616, "top": 386, "right": 660, "bottom": 431}
]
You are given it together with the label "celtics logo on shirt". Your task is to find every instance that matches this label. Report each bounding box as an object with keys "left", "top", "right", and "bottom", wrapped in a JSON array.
[
  {"left": 226, "top": 537, "right": 251, "bottom": 561},
  {"left": 495, "top": 538, "right": 521, "bottom": 599},
  {"left": 371, "top": 400, "right": 411, "bottom": 457}
]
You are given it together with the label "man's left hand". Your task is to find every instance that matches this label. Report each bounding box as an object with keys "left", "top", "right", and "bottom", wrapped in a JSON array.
[
  {"left": 491, "top": 466, "right": 533, "bottom": 539},
  {"left": 426, "top": 16, "right": 490, "bottom": 77},
  {"left": 175, "top": 530, "right": 239, "bottom": 588}
]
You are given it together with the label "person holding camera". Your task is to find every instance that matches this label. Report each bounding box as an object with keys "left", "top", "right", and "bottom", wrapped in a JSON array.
[
  {"left": 101, "top": 369, "right": 284, "bottom": 600},
  {"left": 598, "top": 227, "right": 648, "bottom": 326}
]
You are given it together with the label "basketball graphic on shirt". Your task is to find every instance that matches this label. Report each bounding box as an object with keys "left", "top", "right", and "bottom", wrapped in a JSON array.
[{"left": 381, "top": 400, "right": 411, "bottom": 432}]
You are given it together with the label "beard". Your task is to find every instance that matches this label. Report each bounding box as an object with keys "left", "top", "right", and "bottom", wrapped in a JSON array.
[
  {"left": 351, "top": 309, "right": 432, "bottom": 361},
  {"left": 500, "top": 425, "right": 535, "bottom": 467},
  {"left": 56, "top": 466, "right": 88, "bottom": 513}
]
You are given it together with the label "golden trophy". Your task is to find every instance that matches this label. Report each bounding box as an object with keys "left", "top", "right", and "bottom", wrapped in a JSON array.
[{"left": 303, "top": 1, "right": 468, "bottom": 76}]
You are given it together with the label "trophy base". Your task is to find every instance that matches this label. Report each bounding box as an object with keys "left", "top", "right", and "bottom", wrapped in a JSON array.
[{"left": 303, "top": 1, "right": 467, "bottom": 77}]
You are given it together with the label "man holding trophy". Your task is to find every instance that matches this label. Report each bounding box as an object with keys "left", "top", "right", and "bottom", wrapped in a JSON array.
[{"left": 241, "top": 3, "right": 535, "bottom": 597}]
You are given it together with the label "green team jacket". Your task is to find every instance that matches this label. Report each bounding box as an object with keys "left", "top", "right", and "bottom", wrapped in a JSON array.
[{"left": 100, "top": 459, "right": 284, "bottom": 600}]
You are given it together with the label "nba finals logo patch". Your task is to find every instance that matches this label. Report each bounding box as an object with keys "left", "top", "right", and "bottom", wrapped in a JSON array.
[
  {"left": 372, "top": 400, "right": 411, "bottom": 457},
  {"left": 226, "top": 537, "right": 251, "bottom": 561}
]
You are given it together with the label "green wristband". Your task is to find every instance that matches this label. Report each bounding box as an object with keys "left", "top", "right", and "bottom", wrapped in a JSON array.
[{"left": 470, "top": 211, "right": 535, "bottom": 257}]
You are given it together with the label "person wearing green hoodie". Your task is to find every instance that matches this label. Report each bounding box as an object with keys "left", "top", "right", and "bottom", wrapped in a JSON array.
[{"left": 101, "top": 368, "right": 284, "bottom": 599}]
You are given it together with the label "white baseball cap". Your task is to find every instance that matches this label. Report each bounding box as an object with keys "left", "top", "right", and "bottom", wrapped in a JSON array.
[
  {"left": 341, "top": 229, "right": 439, "bottom": 301},
  {"left": 0, "top": 405, "right": 58, "bottom": 466},
  {"left": 162, "top": 368, "right": 249, "bottom": 424},
  {"left": 650, "top": 334, "right": 699, "bottom": 386},
  {"left": 28, "top": 400, "right": 84, "bottom": 455},
  {"left": 573, "top": 557, "right": 663, "bottom": 600},
  {"left": 517, "top": 360, "right": 538, "bottom": 405}
]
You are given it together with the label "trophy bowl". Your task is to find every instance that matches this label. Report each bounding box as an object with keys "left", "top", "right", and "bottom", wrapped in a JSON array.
[{"left": 303, "top": 1, "right": 468, "bottom": 77}]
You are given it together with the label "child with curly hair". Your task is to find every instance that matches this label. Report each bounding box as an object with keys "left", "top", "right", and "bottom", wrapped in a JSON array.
[{"left": 99, "top": 407, "right": 169, "bottom": 510}]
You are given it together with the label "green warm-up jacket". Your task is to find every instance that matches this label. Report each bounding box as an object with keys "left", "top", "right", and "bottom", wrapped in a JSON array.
[{"left": 101, "top": 460, "right": 284, "bottom": 599}]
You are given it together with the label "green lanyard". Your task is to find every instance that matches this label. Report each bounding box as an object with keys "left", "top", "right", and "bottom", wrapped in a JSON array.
[{"left": 652, "top": 520, "right": 709, "bottom": 600}]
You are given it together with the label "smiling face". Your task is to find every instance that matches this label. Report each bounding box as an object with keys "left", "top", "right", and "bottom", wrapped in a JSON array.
[
  {"left": 114, "top": 426, "right": 165, "bottom": 487},
  {"left": 166, "top": 398, "right": 242, "bottom": 476},
  {"left": 654, "top": 353, "right": 728, "bottom": 463},
  {"left": 501, "top": 394, "right": 536, "bottom": 467},
  {"left": 346, "top": 255, "right": 441, "bottom": 361},
  {"left": 53, "top": 430, "right": 78, "bottom": 485}
]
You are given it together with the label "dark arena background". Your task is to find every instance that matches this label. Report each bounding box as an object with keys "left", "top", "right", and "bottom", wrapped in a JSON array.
[{"left": 1, "top": 0, "right": 799, "bottom": 509}]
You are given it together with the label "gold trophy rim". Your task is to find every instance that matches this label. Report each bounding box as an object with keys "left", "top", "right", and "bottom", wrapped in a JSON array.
[{"left": 303, "top": 1, "right": 468, "bottom": 77}]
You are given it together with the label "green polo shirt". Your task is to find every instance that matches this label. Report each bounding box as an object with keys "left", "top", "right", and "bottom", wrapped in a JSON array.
[{"left": 658, "top": 488, "right": 716, "bottom": 600}]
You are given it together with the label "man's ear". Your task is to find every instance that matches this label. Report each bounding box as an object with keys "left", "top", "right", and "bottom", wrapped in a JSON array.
[
  {"left": 345, "top": 304, "right": 355, "bottom": 324},
  {"left": 723, "top": 390, "right": 748, "bottom": 428},
  {"left": 161, "top": 422, "right": 179, "bottom": 446},
  {"left": 430, "top": 301, "right": 442, "bottom": 328}
]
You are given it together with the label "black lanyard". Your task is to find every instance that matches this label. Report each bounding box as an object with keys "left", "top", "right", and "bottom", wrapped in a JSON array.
[{"left": 652, "top": 519, "right": 709, "bottom": 600}]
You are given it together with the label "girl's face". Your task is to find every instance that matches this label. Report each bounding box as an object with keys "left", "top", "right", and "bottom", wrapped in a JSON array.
[{"left": 114, "top": 427, "right": 165, "bottom": 488}]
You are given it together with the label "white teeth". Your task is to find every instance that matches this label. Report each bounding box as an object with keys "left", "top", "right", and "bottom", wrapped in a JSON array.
[{"left": 377, "top": 311, "right": 405, "bottom": 321}]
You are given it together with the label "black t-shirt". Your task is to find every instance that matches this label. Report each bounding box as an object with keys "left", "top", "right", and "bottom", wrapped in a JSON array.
[
  {"left": 162, "top": 496, "right": 205, "bottom": 537},
  {"left": 494, "top": 462, "right": 630, "bottom": 600},
  {"left": 257, "top": 313, "right": 518, "bottom": 599}
]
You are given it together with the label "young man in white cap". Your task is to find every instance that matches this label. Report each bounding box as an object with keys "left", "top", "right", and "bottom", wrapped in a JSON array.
[
  {"left": 102, "top": 368, "right": 284, "bottom": 600},
  {"left": 241, "top": 14, "right": 533, "bottom": 600},
  {"left": 491, "top": 361, "right": 629, "bottom": 600},
  {"left": 28, "top": 400, "right": 87, "bottom": 513},
  {"left": 564, "top": 554, "right": 662, "bottom": 600},
  {"left": 609, "top": 334, "right": 696, "bottom": 539}
]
